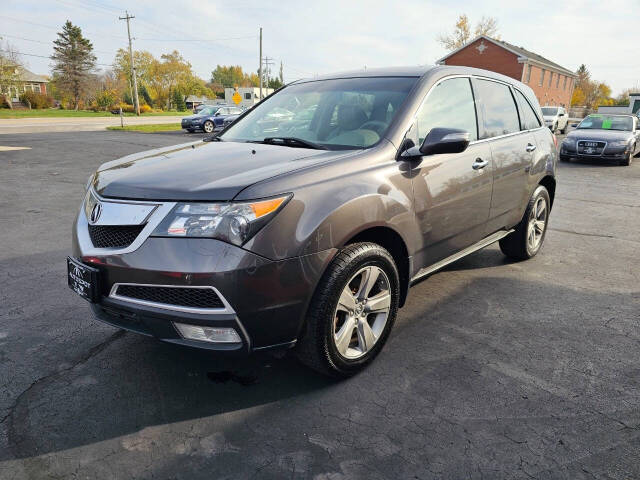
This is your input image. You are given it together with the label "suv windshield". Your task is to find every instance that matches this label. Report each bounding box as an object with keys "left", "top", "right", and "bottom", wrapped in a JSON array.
[
  {"left": 577, "top": 115, "right": 633, "bottom": 131},
  {"left": 220, "top": 77, "right": 418, "bottom": 149},
  {"left": 541, "top": 107, "right": 558, "bottom": 116}
]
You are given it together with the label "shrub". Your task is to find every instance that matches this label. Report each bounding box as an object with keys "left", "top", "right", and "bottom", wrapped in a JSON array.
[
  {"left": 95, "top": 89, "right": 118, "bottom": 111},
  {"left": 20, "top": 90, "right": 54, "bottom": 109},
  {"left": 139, "top": 104, "right": 151, "bottom": 114}
]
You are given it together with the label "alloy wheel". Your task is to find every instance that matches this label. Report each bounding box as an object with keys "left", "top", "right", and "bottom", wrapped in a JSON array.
[
  {"left": 332, "top": 265, "right": 391, "bottom": 359},
  {"left": 527, "top": 196, "right": 547, "bottom": 252},
  {"left": 203, "top": 121, "right": 214, "bottom": 133}
]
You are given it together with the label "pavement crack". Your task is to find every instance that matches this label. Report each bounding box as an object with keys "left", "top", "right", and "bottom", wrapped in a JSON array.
[
  {"left": 1, "top": 330, "right": 125, "bottom": 456},
  {"left": 549, "top": 227, "right": 615, "bottom": 239}
]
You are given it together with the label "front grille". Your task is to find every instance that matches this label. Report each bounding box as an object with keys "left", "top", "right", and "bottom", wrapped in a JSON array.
[
  {"left": 577, "top": 141, "right": 606, "bottom": 155},
  {"left": 88, "top": 224, "right": 145, "bottom": 248},
  {"left": 114, "top": 285, "right": 225, "bottom": 309}
]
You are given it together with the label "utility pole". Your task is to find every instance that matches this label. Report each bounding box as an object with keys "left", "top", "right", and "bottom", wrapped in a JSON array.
[
  {"left": 258, "top": 27, "right": 263, "bottom": 100},
  {"left": 279, "top": 60, "right": 283, "bottom": 85},
  {"left": 262, "top": 56, "right": 274, "bottom": 93},
  {"left": 119, "top": 11, "right": 140, "bottom": 116}
]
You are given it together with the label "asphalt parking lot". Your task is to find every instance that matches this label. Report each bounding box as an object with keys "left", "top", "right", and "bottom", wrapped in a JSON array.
[{"left": 1, "top": 129, "right": 639, "bottom": 479}]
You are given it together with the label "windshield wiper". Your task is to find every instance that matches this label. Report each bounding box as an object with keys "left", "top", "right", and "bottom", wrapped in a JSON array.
[
  {"left": 258, "top": 137, "right": 327, "bottom": 150},
  {"left": 203, "top": 135, "right": 223, "bottom": 142}
]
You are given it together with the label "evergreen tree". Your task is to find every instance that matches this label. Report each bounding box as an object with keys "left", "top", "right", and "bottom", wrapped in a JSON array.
[
  {"left": 51, "top": 21, "right": 96, "bottom": 110},
  {"left": 139, "top": 84, "right": 153, "bottom": 106},
  {"left": 172, "top": 89, "right": 186, "bottom": 111}
]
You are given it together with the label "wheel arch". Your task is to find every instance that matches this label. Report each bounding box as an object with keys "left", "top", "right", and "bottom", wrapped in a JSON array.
[
  {"left": 539, "top": 175, "right": 556, "bottom": 209},
  {"left": 343, "top": 226, "right": 410, "bottom": 308}
]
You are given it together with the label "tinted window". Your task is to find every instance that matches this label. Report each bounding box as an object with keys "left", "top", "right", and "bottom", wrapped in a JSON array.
[
  {"left": 476, "top": 80, "right": 520, "bottom": 138},
  {"left": 221, "top": 77, "right": 418, "bottom": 149},
  {"left": 515, "top": 90, "right": 542, "bottom": 130},
  {"left": 415, "top": 77, "right": 478, "bottom": 143}
]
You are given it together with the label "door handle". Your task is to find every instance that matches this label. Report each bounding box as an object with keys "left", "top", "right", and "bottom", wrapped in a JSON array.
[
  {"left": 472, "top": 158, "right": 488, "bottom": 170},
  {"left": 526, "top": 143, "right": 537, "bottom": 152}
]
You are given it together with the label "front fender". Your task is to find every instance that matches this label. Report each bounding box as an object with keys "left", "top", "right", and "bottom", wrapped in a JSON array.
[{"left": 240, "top": 145, "right": 419, "bottom": 262}]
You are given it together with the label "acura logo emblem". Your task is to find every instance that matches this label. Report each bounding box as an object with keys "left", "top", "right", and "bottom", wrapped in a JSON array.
[{"left": 90, "top": 202, "right": 102, "bottom": 224}]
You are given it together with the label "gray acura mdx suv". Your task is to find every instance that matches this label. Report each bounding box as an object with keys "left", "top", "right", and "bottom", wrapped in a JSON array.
[{"left": 69, "top": 66, "right": 557, "bottom": 376}]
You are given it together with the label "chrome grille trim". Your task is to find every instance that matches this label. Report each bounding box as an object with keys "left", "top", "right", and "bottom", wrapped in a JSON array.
[
  {"left": 76, "top": 188, "right": 176, "bottom": 256},
  {"left": 109, "top": 283, "right": 235, "bottom": 314}
]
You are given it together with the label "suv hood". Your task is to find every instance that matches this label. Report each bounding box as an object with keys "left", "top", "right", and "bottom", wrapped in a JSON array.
[{"left": 94, "top": 141, "right": 353, "bottom": 201}]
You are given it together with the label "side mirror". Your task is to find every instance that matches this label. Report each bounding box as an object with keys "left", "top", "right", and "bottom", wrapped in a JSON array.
[{"left": 403, "top": 127, "right": 471, "bottom": 158}]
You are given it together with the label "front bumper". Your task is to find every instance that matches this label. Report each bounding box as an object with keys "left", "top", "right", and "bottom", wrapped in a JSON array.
[
  {"left": 559, "top": 145, "right": 629, "bottom": 161},
  {"left": 72, "top": 205, "right": 335, "bottom": 354}
]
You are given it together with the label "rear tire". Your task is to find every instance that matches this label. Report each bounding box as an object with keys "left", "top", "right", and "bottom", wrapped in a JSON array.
[
  {"left": 499, "top": 185, "right": 550, "bottom": 261},
  {"left": 203, "top": 121, "right": 214, "bottom": 133},
  {"left": 295, "top": 243, "right": 400, "bottom": 377}
]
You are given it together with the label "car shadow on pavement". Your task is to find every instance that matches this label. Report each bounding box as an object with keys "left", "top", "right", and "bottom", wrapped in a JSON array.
[{"left": 2, "top": 250, "right": 640, "bottom": 480}]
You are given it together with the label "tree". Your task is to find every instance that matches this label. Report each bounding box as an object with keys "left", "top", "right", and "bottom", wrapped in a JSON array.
[
  {"left": 172, "top": 89, "right": 186, "bottom": 111},
  {"left": 211, "top": 65, "right": 259, "bottom": 88},
  {"left": 437, "top": 14, "right": 500, "bottom": 51},
  {"left": 51, "top": 20, "right": 97, "bottom": 110},
  {"left": 570, "top": 64, "right": 613, "bottom": 112},
  {"left": 0, "top": 41, "right": 22, "bottom": 108}
]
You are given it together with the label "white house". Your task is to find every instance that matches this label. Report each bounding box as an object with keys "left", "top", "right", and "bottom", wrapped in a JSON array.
[
  {"left": 597, "top": 93, "right": 640, "bottom": 115},
  {"left": 224, "top": 87, "right": 274, "bottom": 108}
]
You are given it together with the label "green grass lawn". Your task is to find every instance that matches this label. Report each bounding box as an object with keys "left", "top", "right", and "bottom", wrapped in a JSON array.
[
  {"left": 106, "top": 123, "right": 183, "bottom": 133},
  {"left": 0, "top": 109, "right": 190, "bottom": 119}
]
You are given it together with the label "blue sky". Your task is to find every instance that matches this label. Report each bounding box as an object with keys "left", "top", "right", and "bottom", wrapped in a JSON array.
[{"left": 2, "top": 0, "right": 638, "bottom": 95}]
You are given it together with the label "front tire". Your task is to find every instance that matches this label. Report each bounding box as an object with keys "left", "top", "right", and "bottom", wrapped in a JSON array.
[
  {"left": 620, "top": 147, "right": 633, "bottom": 166},
  {"left": 499, "top": 185, "right": 551, "bottom": 261},
  {"left": 295, "top": 243, "right": 400, "bottom": 377}
]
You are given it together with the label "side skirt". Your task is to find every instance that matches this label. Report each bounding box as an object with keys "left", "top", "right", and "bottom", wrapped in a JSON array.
[{"left": 410, "top": 229, "right": 514, "bottom": 285}]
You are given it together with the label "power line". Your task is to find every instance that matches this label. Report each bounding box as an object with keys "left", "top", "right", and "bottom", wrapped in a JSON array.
[
  {"left": 0, "top": 32, "right": 117, "bottom": 55},
  {"left": 136, "top": 35, "right": 257, "bottom": 42},
  {"left": 0, "top": 49, "right": 113, "bottom": 67}
]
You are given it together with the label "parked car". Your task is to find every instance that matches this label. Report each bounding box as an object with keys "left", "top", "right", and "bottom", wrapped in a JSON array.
[
  {"left": 181, "top": 105, "right": 244, "bottom": 133},
  {"left": 560, "top": 114, "right": 638, "bottom": 166},
  {"left": 541, "top": 106, "right": 569, "bottom": 133},
  {"left": 69, "top": 66, "right": 557, "bottom": 377}
]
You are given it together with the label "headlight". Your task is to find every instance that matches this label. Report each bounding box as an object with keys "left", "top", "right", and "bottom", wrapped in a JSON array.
[
  {"left": 562, "top": 138, "right": 576, "bottom": 147},
  {"left": 608, "top": 140, "right": 628, "bottom": 148},
  {"left": 151, "top": 195, "right": 291, "bottom": 246},
  {"left": 86, "top": 173, "right": 95, "bottom": 191}
]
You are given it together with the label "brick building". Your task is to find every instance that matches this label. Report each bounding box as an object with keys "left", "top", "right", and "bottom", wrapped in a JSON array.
[{"left": 437, "top": 36, "right": 576, "bottom": 108}]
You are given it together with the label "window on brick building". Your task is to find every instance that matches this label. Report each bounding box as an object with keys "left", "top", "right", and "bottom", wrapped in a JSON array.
[
  {"left": 525, "top": 65, "right": 531, "bottom": 84},
  {"left": 556, "top": 75, "right": 560, "bottom": 88},
  {"left": 563, "top": 76, "right": 568, "bottom": 90},
  {"left": 540, "top": 69, "right": 545, "bottom": 86},
  {"left": 548, "top": 72, "right": 553, "bottom": 87}
]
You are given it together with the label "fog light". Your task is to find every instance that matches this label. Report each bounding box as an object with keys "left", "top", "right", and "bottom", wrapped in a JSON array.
[{"left": 174, "top": 323, "right": 241, "bottom": 343}]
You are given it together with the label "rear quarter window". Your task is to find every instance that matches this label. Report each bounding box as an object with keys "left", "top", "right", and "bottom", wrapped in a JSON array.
[
  {"left": 476, "top": 79, "right": 520, "bottom": 138},
  {"left": 514, "top": 90, "right": 542, "bottom": 130}
]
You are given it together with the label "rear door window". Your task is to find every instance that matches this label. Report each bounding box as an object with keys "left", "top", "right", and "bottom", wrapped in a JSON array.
[
  {"left": 415, "top": 77, "right": 478, "bottom": 143},
  {"left": 476, "top": 80, "right": 520, "bottom": 138},
  {"left": 514, "top": 90, "right": 542, "bottom": 130}
]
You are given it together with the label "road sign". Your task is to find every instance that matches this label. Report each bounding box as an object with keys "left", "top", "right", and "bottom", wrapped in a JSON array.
[{"left": 232, "top": 91, "right": 242, "bottom": 105}]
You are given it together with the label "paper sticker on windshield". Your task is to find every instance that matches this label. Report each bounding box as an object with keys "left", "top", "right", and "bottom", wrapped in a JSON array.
[{"left": 602, "top": 118, "right": 612, "bottom": 129}]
